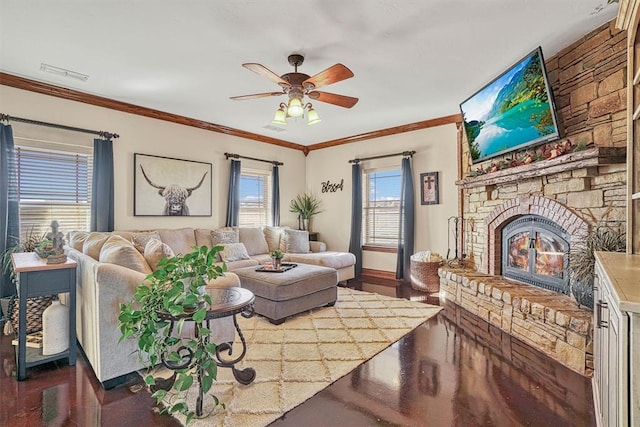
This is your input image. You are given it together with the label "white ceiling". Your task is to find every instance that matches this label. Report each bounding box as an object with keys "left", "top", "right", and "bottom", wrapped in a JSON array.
[{"left": 0, "top": 1, "right": 619, "bottom": 147}]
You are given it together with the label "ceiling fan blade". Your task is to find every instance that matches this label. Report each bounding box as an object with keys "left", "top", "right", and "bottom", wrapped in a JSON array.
[
  {"left": 303, "top": 64, "right": 354, "bottom": 90},
  {"left": 242, "top": 63, "right": 291, "bottom": 88},
  {"left": 308, "top": 91, "right": 359, "bottom": 108},
  {"left": 230, "top": 92, "right": 284, "bottom": 101}
]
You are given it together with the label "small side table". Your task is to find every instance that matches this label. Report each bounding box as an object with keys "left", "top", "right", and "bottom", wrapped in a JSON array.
[
  {"left": 10, "top": 252, "right": 77, "bottom": 380},
  {"left": 158, "top": 287, "right": 256, "bottom": 417},
  {"left": 308, "top": 232, "right": 319, "bottom": 241}
]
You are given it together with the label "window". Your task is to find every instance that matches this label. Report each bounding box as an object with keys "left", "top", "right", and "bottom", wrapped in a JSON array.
[
  {"left": 363, "top": 168, "right": 402, "bottom": 247},
  {"left": 15, "top": 145, "right": 92, "bottom": 240},
  {"left": 238, "top": 168, "right": 271, "bottom": 227}
]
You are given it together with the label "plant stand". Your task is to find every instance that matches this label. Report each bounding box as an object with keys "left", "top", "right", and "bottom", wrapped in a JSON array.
[{"left": 158, "top": 287, "right": 256, "bottom": 417}]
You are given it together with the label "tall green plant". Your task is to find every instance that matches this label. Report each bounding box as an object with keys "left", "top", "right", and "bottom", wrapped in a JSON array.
[
  {"left": 289, "top": 193, "right": 323, "bottom": 219},
  {"left": 118, "top": 245, "right": 226, "bottom": 424}
]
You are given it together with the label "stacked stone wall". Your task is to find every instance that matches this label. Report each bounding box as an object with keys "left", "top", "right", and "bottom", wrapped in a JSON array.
[{"left": 439, "top": 268, "right": 593, "bottom": 376}]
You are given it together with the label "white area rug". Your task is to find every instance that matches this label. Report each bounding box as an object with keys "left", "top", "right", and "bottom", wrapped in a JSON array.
[{"left": 170, "top": 287, "right": 442, "bottom": 426}]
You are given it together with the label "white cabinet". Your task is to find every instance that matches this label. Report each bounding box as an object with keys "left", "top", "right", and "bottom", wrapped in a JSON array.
[{"left": 593, "top": 252, "right": 640, "bottom": 427}]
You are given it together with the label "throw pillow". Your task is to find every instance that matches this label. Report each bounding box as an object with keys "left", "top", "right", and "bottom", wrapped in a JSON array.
[
  {"left": 131, "top": 231, "right": 161, "bottom": 253},
  {"left": 238, "top": 227, "right": 269, "bottom": 255},
  {"left": 283, "top": 229, "right": 310, "bottom": 254},
  {"left": 210, "top": 228, "right": 239, "bottom": 245},
  {"left": 82, "top": 232, "right": 111, "bottom": 260},
  {"left": 263, "top": 226, "right": 288, "bottom": 252},
  {"left": 143, "top": 238, "right": 175, "bottom": 271},
  {"left": 99, "top": 235, "right": 153, "bottom": 275},
  {"left": 219, "top": 242, "right": 251, "bottom": 262}
]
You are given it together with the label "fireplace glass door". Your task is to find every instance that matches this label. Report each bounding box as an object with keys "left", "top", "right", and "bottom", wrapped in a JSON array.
[{"left": 502, "top": 215, "right": 569, "bottom": 294}]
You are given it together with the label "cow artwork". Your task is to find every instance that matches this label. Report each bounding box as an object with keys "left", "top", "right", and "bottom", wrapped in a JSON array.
[{"left": 139, "top": 164, "right": 208, "bottom": 216}]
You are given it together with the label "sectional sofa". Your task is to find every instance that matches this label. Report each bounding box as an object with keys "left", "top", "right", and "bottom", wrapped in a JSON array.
[{"left": 65, "top": 226, "right": 356, "bottom": 387}]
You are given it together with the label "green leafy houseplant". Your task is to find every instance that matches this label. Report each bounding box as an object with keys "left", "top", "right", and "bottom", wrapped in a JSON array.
[
  {"left": 118, "top": 245, "right": 227, "bottom": 424},
  {"left": 289, "top": 192, "right": 323, "bottom": 230},
  {"left": 270, "top": 249, "right": 284, "bottom": 259},
  {"left": 568, "top": 226, "right": 626, "bottom": 309},
  {"left": 1, "top": 226, "right": 47, "bottom": 285}
]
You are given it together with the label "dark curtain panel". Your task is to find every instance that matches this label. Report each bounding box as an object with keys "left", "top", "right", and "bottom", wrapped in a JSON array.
[
  {"left": 396, "top": 156, "right": 415, "bottom": 280},
  {"left": 348, "top": 163, "right": 363, "bottom": 275},
  {"left": 225, "top": 159, "right": 241, "bottom": 227},
  {"left": 91, "top": 139, "right": 114, "bottom": 232},
  {"left": 271, "top": 165, "right": 280, "bottom": 226},
  {"left": 0, "top": 124, "right": 19, "bottom": 297}
]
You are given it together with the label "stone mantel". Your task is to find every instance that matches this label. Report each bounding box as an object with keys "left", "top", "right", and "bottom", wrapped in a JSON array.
[{"left": 457, "top": 147, "right": 626, "bottom": 189}]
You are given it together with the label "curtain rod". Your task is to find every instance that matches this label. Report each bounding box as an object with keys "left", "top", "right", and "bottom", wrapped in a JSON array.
[
  {"left": 348, "top": 150, "right": 415, "bottom": 164},
  {"left": 224, "top": 152, "right": 283, "bottom": 166},
  {"left": 0, "top": 113, "right": 119, "bottom": 140}
]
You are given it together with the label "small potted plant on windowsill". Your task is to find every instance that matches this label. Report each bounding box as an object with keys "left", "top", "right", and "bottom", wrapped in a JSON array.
[
  {"left": 270, "top": 249, "right": 284, "bottom": 270},
  {"left": 118, "top": 245, "right": 226, "bottom": 424}
]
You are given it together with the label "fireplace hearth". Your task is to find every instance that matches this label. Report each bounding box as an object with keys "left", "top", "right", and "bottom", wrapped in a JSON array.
[{"left": 502, "top": 215, "right": 570, "bottom": 295}]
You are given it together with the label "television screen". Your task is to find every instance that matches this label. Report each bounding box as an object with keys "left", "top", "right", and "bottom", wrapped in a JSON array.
[{"left": 460, "top": 47, "right": 560, "bottom": 164}]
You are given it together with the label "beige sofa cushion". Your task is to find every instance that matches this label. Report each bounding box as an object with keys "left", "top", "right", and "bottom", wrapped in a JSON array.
[
  {"left": 69, "top": 231, "right": 89, "bottom": 252},
  {"left": 282, "top": 229, "right": 310, "bottom": 253},
  {"left": 195, "top": 228, "right": 213, "bottom": 247},
  {"left": 239, "top": 227, "right": 269, "bottom": 255},
  {"left": 82, "top": 232, "right": 111, "bottom": 260},
  {"left": 143, "top": 238, "right": 175, "bottom": 270},
  {"left": 158, "top": 228, "right": 196, "bottom": 255},
  {"left": 284, "top": 251, "right": 356, "bottom": 270},
  {"left": 99, "top": 235, "right": 152, "bottom": 275}
]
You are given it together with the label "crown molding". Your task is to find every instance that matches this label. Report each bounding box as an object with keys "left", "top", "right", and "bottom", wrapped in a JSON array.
[{"left": 1, "top": 72, "right": 460, "bottom": 153}]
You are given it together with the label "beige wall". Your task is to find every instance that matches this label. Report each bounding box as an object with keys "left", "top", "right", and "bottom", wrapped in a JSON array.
[
  {"left": 0, "top": 85, "right": 307, "bottom": 231},
  {"left": 305, "top": 125, "right": 459, "bottom": 271},
  {"left": 1, "top": 85, "right": 459, "bottom": 272}
]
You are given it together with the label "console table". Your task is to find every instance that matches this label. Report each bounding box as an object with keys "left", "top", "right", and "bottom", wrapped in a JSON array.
[{"left": 10, "top": 252, "right": 77, "bottom": 380}]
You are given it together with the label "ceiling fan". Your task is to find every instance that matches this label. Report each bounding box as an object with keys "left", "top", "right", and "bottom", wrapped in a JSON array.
[{"left": 230, "top": 54, "right": 358, "bottom": 125}]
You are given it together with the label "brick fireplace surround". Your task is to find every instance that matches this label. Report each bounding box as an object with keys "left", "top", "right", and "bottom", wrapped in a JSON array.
[{"left": 442, "top": 20, "right": 628, "bottom": 377}]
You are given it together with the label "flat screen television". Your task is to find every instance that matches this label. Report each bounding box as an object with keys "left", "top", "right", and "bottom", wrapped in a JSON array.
[{"left": 460, "top": 46, "right": 560, "bottom": 164}]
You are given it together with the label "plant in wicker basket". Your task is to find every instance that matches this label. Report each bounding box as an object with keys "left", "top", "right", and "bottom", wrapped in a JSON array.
[{"left": 568, "top": 225, "right": 625, "bottom": 309}]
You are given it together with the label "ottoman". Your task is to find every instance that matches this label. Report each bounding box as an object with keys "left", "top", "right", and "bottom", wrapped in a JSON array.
[{"left": 233, "top": 263, "right": 338, "bottom": 324}]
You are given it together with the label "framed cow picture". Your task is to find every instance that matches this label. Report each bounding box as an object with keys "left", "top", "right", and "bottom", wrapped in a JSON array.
[{"left": 134, "top": 153, "right": 212, "bottom": 216}]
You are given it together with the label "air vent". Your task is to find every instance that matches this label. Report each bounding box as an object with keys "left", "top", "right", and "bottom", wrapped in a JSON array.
[
  {"left": 40, "top": 63, "right": 89, "bottom": 82},
  {"left": 262, "top": 124, "right": 286, "bottom": 132}
]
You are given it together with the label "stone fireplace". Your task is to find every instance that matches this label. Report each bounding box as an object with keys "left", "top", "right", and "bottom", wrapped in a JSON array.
[
  {"left": 484, "top": 195, "right": 588, "bottom": 292},
  {"left": 440, "top": 16, "right": 629, "bottom": 379}
]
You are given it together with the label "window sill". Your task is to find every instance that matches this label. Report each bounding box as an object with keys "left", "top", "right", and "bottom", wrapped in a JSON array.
[{"left": 362, "top": 245, "right": 397, "bottom": 254}]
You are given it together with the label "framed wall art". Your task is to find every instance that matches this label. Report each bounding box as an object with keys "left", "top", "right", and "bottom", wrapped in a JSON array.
[
  {"left": 420, "top": 171, "right": 439, "bottom": 205},
  {"left": 134, "top": 153, "right": 212, "bottom": 216}
]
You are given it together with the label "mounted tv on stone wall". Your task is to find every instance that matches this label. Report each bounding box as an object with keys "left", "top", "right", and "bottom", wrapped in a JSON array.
[{"left": 460, "top": 46, "right": 560, "bottom": 164}]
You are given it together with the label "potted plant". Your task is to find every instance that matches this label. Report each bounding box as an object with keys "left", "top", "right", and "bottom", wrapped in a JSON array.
[
  {"left": 118, "top": 245, "right": 227, "bottom": 424},
  {"left": 270, "top": 249, "right": 284, "bottom": 269},
  {"left": 289, "top": 192, "right": 323, "bottom": 231},
  {"left": 568, "top": 225, "right": 625, "bottom": 309}
]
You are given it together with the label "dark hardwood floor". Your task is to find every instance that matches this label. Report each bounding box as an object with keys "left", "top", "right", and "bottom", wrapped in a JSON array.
[{"left": 0, "top": 278, "right": 595, "bottom": 426}]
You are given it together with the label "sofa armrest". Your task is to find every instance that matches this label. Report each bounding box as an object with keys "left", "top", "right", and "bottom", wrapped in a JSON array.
[{"left": 310, "top": 241, "right": 327, "bottom": 253}]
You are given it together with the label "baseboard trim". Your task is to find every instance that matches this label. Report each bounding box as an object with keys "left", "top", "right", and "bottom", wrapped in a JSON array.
[{"left": 359, "top": 268, "right": 403, "bottom": 286}]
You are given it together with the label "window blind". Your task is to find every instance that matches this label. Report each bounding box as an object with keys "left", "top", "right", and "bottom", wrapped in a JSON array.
[
  {"left": 15, "top": 146, "right": 93, "bottom": 240},
  {"left": 238, "top": 169, "right": 271, "bottom": 227},
  {"left": 363, "top": 168, "right": 401, "bottom": 246}
]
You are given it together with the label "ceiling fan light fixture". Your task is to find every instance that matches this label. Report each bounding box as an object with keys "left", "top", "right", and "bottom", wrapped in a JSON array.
[
  {"left": 287, "top": 97, "right": 304, "bottom": 117},
  {"left": 272, "top": 107, "right": 287, "bottom": 125},
  {"left": 307, "top": 107, "right": 321, "bottom": 125}
]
